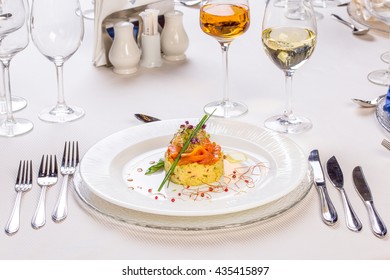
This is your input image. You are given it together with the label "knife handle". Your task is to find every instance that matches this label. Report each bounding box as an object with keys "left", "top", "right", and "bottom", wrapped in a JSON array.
[
  {"left": 316, "top": 185, "right": 338, "bottom": 225},
  {"left": 340, "top": 189, "right": 362, "bottom": 232},
  {"left": 365, "top": 201, "right": 387, "bottom": 238}
]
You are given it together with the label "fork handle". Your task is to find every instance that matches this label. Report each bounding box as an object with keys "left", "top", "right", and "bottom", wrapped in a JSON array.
[
  {"left": 5, "top": 192, "right": 22, "bottom": 235},
  {"left": 32, "top": 186, "right": 47, "bottom": 229},
  {"left": 52, "top": 174, "right": 69, "bottom": 222}
]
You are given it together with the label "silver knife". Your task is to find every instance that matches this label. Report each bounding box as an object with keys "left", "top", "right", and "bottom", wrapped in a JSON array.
[
  {"left": 326, "top": 156, "right": 362, "bottom": 232},
  {"left": 352, "top": 166, "right": 387, "bottom": 238},
  {"left": 308, "top": 150, "right": 338, "bottom": 225}
]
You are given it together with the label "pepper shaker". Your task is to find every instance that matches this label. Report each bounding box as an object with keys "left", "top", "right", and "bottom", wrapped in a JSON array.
[
  {"left": 161, "top": 10, "right": 189, "bottom": 61},
  {"left": 108, "top": 21, "right": 141, "bottom": 74}
]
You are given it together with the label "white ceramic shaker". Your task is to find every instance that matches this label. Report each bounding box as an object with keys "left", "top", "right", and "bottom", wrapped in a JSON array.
[
  {"left": 161, "top": 10, "right": 189, "bottom": 61},
  {"left": 108, "top": 21, "right": 141, "bottom": 74}
]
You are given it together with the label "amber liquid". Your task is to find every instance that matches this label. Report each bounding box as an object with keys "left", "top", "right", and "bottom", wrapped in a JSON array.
[{"left": 200, "top": 4, "right": 250, "bottom": 42}]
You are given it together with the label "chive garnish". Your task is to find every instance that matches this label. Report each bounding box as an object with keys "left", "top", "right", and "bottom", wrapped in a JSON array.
[{"left": 157, "top": 111, "right": 215, "bottom": 192}]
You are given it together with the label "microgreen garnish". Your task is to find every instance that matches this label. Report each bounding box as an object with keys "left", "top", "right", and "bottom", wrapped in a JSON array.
[
  {"left": 145, "top": 159, "right": 164, "bottom": 175},
  {"left": 157, "top": 111, "right": 215, "bottom": 192}
]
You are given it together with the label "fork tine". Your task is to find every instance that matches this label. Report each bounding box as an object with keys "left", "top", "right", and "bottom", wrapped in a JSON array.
[
  {"left": 61, "top": 142, "right": 67, "bottom": 168},
  {"left": 53, "top": 155, "right": 58, "bottom": 175},
  {"left": 67, "top": 141, "right": 71, "bottom": 167},
  {"left": 21, "top": 160, "right": 26, "bottom": 185},
  {"left": 45, "top": 155, "right": 49, "bottom": 176},
  {"left": 71, "top": 142, "right": 74, "bottom": 167},
  {"left": 38, "top": 155, "right": 45, "bottom": 177},
  {"left": 75, "top": 141, "right": 79, "bottom": 165},
  {"left": 16, "top": 160, "right": 23, "bottom": 185},
  {"left": 28, "top": 160, "right": 33, "bottom": 185}
]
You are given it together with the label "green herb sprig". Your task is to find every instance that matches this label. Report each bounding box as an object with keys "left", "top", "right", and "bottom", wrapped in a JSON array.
[
  {"left": 145, "top": 159, "right": 164, "bottom": 175},
  {"left": 157, "top": 111, "right": 215, "bottom": 192}
]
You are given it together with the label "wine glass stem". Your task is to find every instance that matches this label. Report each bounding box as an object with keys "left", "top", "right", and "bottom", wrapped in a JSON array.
[
  {"left": 220, "top": 42, "right": 231, "bottom": 103},
  {"left": 1, "top": 59, "right": 15, "bottom": 124},
  {"left": 55, "top": 62, "right": 67, "bottom": 109},
  {"left": 284, "top": 71, "right": 294, "bottom": 119}
]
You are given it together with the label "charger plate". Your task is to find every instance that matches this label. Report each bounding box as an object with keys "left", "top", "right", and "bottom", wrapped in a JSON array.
[{"left": 73, "top": 169, "right": 312, "bottom": 231}]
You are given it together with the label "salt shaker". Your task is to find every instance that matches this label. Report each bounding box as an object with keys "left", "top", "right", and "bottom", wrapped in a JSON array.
[
  {"left": 108, "top": 21, "right": 141, "bottom": 74},
  {"left": 161, "top": 10, "right": 189, "bottom": 61}
]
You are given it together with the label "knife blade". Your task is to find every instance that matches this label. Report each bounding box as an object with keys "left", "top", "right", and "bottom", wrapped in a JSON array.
[
  {"left": 326, "top": 156, "right": 362, "bottom": 232},
  {"left": 308, "top": 150, "right": 338, "bottom": 225},
  {"left": 134, "top": 113, "right": 161, "bottom": 123},
  {"left": 352, "top": 166, "right": 387, "bottom": 238}
]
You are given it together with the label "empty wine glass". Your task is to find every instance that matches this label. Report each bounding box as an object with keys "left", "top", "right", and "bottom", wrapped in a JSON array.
[
  {"left": 364, "top": 0, "right": 390, "bottom": 86},
  {"left": 0, "top": 0, "right": 33, "bottom": 137},
  {"left": 30, "top": 0, "right": 85, "bottom": 123},
  {"left": 262, "top": 0, "right": 317, "bottom": 133},
  {"left": 200, "top": 0, "right": 250, "bottom": 118}
]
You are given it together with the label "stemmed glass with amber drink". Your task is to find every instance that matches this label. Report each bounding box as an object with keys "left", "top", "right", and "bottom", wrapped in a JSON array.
[
  {"left": 200, "top": 0, "right": 250, "bottom": 118},
  {"left": 262, "top": 0, "right": 317, "bottom": 133}
]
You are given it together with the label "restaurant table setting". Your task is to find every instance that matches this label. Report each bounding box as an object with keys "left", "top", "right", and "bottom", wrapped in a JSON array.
[{"left": 1, "top": 0, "right": 390, "bottom": 261}]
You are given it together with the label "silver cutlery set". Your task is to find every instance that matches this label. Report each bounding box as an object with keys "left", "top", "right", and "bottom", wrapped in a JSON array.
[
  {"left": 309, "top": 149, "right": 387, "bottom": 238},
  {"left": 4, "top": 141, "right": 79, "bottom": 235}
]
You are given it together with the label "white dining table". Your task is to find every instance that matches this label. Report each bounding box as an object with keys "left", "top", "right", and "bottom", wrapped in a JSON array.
[{"left": 1, "top": 0, "right": 390, "bottom": 267}]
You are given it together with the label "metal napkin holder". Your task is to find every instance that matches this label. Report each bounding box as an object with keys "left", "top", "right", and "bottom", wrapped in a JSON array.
[{"left": 93, "top": 0, "right": 174, "bottom": 67}]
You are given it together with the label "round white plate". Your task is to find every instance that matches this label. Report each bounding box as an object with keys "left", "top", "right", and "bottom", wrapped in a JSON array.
[{"left": 79, "top": 119, "right": 309, "bottom": 217}]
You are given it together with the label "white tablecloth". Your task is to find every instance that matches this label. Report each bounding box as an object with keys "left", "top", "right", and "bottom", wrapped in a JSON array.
[{"left": 1, "top": 1, "right": 390, "bottom": 260}]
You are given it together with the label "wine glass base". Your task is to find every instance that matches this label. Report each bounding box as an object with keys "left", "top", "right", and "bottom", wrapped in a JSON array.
[
  {"left": 39, "top": 105, "right": 85, "bottom": 123},
  {"left": 0, "top": 118, "right": 33, "bottom": 137},
  {"left": 367, "top": 70, "right": 390, "bottom": 86},
  {"left": 0, "top": 96, "right": 27, "bottom": 114},
  {"left": 381, "top": 52, "right": 390, "bottom": 63},
  {"left": 264, "top": 114, "right": 312, "bottom": 134},
  {"left": 204, "top": 100, "right": 248, "bottom": 118},
  {"left": 312, "top": 0, "right": 340, "bottom": 8}
]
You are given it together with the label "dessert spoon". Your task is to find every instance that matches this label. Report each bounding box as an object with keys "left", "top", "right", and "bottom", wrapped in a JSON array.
[
  {"left": 331, "top": 14, "right": 370, "bottom": 35},
  {"left": 351, "top": 95, "right": 385, "bottom": 108}
]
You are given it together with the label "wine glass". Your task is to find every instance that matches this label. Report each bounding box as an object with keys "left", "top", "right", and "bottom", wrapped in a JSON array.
[
  {"left": 0, "top": 0, "right": 33, "bottom": 137},
  {"left": 364, "top": 0, "right": 390, "bottom": 86},
  {"left": 262, "top": 0, "right": 317, "bottom": 133},
  {"left": 30, "top": 0, "right": 85, "bottom": 123},
  {"left": 199, "top": 0, "right": 250, "bottom": 118}
]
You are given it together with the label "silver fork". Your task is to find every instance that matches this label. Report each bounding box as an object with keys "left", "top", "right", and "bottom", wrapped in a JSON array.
[
  {"left": 52, "top": 141, "right": 79, "bottom": 222},
  {"left": 381, "top": 139, "right": 390, "bottom": 151},
  {"left": 5, "top": 160, "right": 33, "bottom": 235},
  {"left": 32, "top": 155, "right": 58, "bottom": 229}
]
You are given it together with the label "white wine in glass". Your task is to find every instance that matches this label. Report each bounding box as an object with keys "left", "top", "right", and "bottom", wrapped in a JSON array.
[
  {"left": 200, "top": 0, "right": 250, "bottom": 118},
  {"left": 262, "top": 0, "right": 317, "bottom": 133}
]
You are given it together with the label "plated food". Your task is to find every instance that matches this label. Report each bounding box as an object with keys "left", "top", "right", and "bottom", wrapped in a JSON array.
[{"left": 164, "top": 120, "right": 224, "bottom": 186}]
